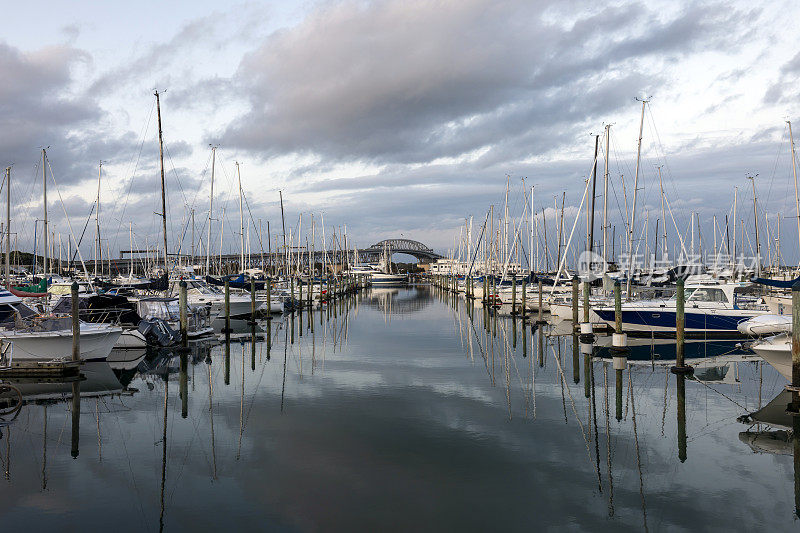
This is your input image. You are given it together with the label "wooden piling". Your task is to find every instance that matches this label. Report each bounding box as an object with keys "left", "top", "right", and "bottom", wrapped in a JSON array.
[
  {"left": 266, "top": 278, "right": 272, "bottom": 315},
  {"left": 71, "top": 281, "right": 80, "bottom": 361},
  {"left": 583, "top": 280, "right": 590, "bottom": 324},
  {"left": 537, "top": 279, "right": 544, "bottom": 324},
  {"left": 512, "top": 276, "right": 517, "bottom": 315},
  {"left": 793, "top": 280, "right": 800, "bottom": 393},
  {"left": 250, "top": 278, "right": 256, "bottom": 324},
  {"left": 571, "top": 275, "right": 579, "bottom": 328},
  {"left": 224, "top": 279, "right": 231, "bottom": 337},
  {"left": 672, "top": 277, "right": 691, "bottom": 374},
  {"left": 614, "top": 280, "right": 622, "bottom": 334},
  {"left": 179, "top": 280, "right": 188, "bottom": 347}
]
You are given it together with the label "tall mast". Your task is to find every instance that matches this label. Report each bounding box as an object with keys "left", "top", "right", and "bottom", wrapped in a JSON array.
[
  {"left": 732, "top": 187, "right": 737, "bottom": 277},
  {"left": 658, "top": 166, "right": 667, "bottom": 260},
  {"left": 5, "top": 167, "right": 10, "bottom": 288},
  {"left": 279, "top": 191, "right": 287, "bottom": 276},
  {"left": 207, "top": 146, "right": 216, "bottom": 275},
  {"left": 626, "top": 98, "right": 647, "bottom": 299},
  {"left": 95, "top": 161, "right": 102, "bottom": 277},
  {"left": 589, "top": 134, "right": 599, "bottom": 254},
  {"left": 129, "top": 222, "right": 134, "bottom": 278},
  {"left": 154, "top": 91, "right": 169, "bottom": 273},
  {"left": 557, "top": 193, "right": 565, "bottom": 269},
  {"left": 237, "top": 162, "right": 245, "bottom": 273},
  {"left": 748, "top": 175, "right": 760, "bottom": 276},
  {"left": 42, "top": 148, "right": 48, "bottom": 277},
  {"left": 602, "top": 125, "right": 610, "bottom": 263},
  {"left": 789, "top": 120, "right": 799, "bottom": 270},
  {"left": 191, "top": 209, "right": 195, "bottom": 267}
]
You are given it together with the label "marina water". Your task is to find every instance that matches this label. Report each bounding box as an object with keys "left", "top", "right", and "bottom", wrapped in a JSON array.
[{"left": 0, "top": 286, "right": 796, "bottom": 531}]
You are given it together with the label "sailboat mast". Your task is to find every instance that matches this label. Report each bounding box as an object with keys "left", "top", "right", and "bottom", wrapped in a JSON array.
[
  {"left": 42, "top": 148, "right": 48, "bottom": 277},
  {"left": 626, "top": 98, "right": 647, "bottom": 298},
  {"left": 602, "top": 125, "right": 610, "bottom": 263},
  {"left": 154, "top": 91, "right": 168, "bottom": 272},
  {"left": 237, "top": 162, "right": 244, "bottom": 272},
  {"left": 5, "top": 167, "right": 9, "bottom": 287},
  {"left": 207, "top": 146, "right": 216, "bottom": 275},
  {"left": 129, "top": 222, "right": 134, "bottom": 278},
  {"left": 789, "top": 120, "right": 799, "bottom": 270},
  {"left": 732, "top": 187, "right": 737, "bottom": 277},
  {"left": 95, "top": 161, "right": 102, "bottom": 277},
  {"left": 748, "top": 175, "right": 760, "bottom": 276},
  {"left": 658, "top": 166, "right": 667, "bottom": 260},
  {"left": 589, "top": 134, "right": 598, "bottom": 254}
]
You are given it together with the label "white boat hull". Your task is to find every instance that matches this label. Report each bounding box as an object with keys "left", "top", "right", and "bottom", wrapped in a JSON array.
[
  {"left": 1, "top": 324, "right": 122, "bottom": 362},
  {"left": 751, "top": 334, "right": 792, "bottom": 380}
]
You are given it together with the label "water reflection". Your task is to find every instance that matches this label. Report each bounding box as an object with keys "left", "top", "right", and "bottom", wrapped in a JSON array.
[{"left": 0, "top": 288, "right": 797, "bottom": 529}]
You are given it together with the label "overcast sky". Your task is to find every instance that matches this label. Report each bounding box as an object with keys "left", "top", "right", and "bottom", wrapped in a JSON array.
[{"left": 1, "top": 0, "right": 799, "bottom": 264}]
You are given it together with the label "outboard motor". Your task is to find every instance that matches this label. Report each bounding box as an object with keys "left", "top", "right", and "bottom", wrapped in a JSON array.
[{"left": 138, "top": 317, "right": 180, "bottom": 347}]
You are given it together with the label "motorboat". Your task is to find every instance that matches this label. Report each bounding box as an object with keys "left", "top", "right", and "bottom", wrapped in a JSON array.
[
  {"left": 749, "top": 333, "right": 792, "bottom": 380},
  {"left": 135, "top": 297, "right": 214, "bottom": 339},
  {"left": 0, "top": 290, "right": 121, "bottom": 362},
  {"left": 171, "top": 279, "right": 253, "bottom": 318},
  {"left": 593, "top": 282, "right": 768, "bottom": 336}
]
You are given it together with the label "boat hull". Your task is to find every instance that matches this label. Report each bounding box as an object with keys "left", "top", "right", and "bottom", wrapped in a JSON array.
[
  {"left": 1, "top": 325, "right": 122, "bottom": 361},
  {"left": 594, "top": 307, "right": 763, "bottom": 336}
]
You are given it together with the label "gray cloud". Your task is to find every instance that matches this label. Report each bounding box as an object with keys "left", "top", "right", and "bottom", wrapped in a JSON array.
[{"left": 219, "top": 0, "right": 749, "bottom": 167}]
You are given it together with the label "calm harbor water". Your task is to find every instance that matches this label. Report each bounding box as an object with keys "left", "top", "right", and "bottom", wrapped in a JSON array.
[{"left": 0, "top": 286, "right": 797, "bottom": 531}]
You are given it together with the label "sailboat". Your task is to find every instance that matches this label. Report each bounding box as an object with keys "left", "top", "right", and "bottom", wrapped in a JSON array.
[{"left": 0, "top": 164, "right": 121, "bottom": 362}]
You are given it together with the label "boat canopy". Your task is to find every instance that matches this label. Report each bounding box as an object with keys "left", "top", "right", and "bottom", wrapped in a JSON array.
[{"left": 751, "top": 276, "right": 800, "bottom": 289}]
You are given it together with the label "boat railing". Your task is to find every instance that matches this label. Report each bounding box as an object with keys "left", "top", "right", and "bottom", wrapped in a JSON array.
[{"left": 4, "top": 314, "right": 74, "bottom": 333}]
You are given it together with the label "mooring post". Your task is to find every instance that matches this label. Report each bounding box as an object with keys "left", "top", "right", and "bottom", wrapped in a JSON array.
[
  {"left": 71, "top": 281, "right": 80, "bottom": 361},
  {"left": 571, "top": 275, "right": 579, "bottom": 329},
  {"left": 483, "top": 275, "right": 488, "bottom": 305},
  {"left": 224, "top": 279, "right": 231, "bottom": 337},
  {"left": 672, "top": 277, "right": 691, "bottom": 374},
  {"left": 298, "top": 276, "right": 303, "bottom": 309},
  {"left": 537, "top": 279, "right": 544, "bottom": 324},
  {"left": 266, "top": 277, "right": 272, "bottom": 315},
  {"left": 614, "top": 280, "right": 623, "bottom": 334},
  {"left": 793, "top": 280, "right": 800, "bottom": 396},
  {"left": 521, "top": 278, "right": 526, "bottom": 316},
  {"left": 612, "top": 279, "right": 628, "bottom": 373},
  {"left": 179, "top": 280, "right": 188, "bottom": 348},
  {"left": 580, "top": 280, "right": 594, "bottom": 343},
  {"left": 583, "top": 281, "right": 590, "bottom": 324},
  {"left": 512, "top": 276, "right": 517, "bottom": 315},
  {"left": 250, "top": 278, "right": 256, "bottom": 323}
]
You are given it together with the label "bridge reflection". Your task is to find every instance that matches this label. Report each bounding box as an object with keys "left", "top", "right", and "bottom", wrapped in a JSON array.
[{"left": 363, "top": 286, "right": 433, "bottom": 315}]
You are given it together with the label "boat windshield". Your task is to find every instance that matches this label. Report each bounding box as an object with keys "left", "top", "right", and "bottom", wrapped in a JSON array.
[
  {"left": 686, "top": 287, "right": 729, "bottom": 303},
  {"left": 185, "top": 281, "right": 222, "bottom": 295}
]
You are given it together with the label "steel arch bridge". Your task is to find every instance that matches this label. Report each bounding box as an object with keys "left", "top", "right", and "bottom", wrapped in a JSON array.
[{"left": 362, "top": 239, "right": 442, "bottom": 262}]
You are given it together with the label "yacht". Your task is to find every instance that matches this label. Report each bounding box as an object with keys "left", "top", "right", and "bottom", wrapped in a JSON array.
[
  {"left": 171, "top": 279, "right": 253, "bottom": 318},
  {"left": 749, "top": 334, "right": 793, "bottom": 380},
  {"left": 0, "top": 290, "right": 121, "bottom": 362},
  {"left": 593, "top": 282, "right": 768, "bottom": 336}
]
